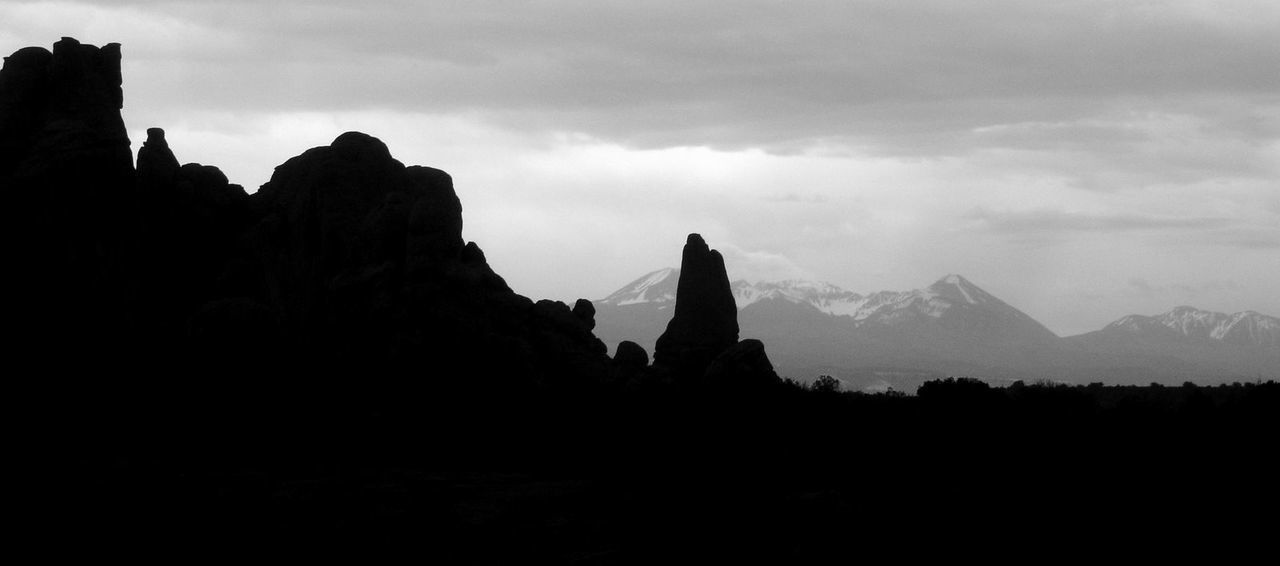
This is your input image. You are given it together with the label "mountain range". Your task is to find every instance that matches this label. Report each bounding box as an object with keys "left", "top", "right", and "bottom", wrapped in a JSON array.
[{"left": 595, "top": 269, "right": 1279, "bottom": 390}]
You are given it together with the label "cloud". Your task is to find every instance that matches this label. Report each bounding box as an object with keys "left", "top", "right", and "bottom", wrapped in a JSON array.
[
  {"left": 1125, "top": 277, "right": 1241, "bottom": 299},
  {"left": 6, "top": 1, "right": 1279, "bottom": 152},
  {"left": 963, "top": 105, "right": 1280, "bottom": 188},
  {"left": 718, "top": 244, "right": 815, "bottom": 282},
  {"left": 1200, "top": 230, "right": 1280, "bottom": 250},
  {"left": 967, "top": 208, "right": 1230, "bottom": 234},
  {"left": 5, "top": 0, "right": 1274, "bottom": 198},
  {"left": 765, "top": 191, "right": 829, "bottom": 204}
]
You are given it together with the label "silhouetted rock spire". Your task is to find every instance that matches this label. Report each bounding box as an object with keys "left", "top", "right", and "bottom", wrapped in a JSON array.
[
  {"left": 572, "top": 299, "right": 596, "bottom": 330},
  {"left": 136, "top": 127, "right": 178, "bottom": 189},
  {"left": 653, "top": 233, "right": 740, "bottom": 378}
]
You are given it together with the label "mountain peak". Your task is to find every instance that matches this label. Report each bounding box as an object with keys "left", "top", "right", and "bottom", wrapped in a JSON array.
[
  {"left": 603, "top": 271, "right": 1052, "bottom": 335},
  {"left": 927, "top": 273, "right": 994, "bottom": 306},
  {"left": 1102, "top": 306, "right": 1279, "bottom": 348},
  {"left": 598, "top": 267, "right": 680, "bottom": 306}
]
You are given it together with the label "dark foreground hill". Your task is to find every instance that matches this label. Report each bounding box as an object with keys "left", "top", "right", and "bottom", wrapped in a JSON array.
[{"left": 5, "top": 39, "right": 1279, "bottom": 560}]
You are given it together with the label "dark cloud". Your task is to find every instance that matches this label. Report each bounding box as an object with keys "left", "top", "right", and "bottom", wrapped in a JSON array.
[
  {"left": 1125, "top": 277, "right": 1241, "bottom": 299},
  {"left": 9, "top": 1, "right": 1278, "bottom": 158},
  {"left": 970, "top": 208, "right": 1280, "bottom": 254},
  {"left": 765, "top": 191, "right": 829, "bottom": 204},
  {"left": 968, "top": 208, "right": 1230, "bottom": 234},
  {"left": 1204, "top": 232, "right": 1280, "bottom": 249}
]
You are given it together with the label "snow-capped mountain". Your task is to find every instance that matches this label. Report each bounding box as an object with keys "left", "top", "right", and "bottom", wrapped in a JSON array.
[
  {"left": 599, "top": 268, "right": 680, "bottom": 307},
  {"left": 595, "top": 270, "right": 1065, "bottom": 386},
  {"left": 599, "top": 268, "right": 871, "bottom": 313},
  {"left": 731, "top": 273, "right": 1058, "bottom": 341},
  {"left": 1064, "top": 306, "right": 1280, "bottom": 382},
  {"left": 730, "top": 279, "right": 864, "bottom": 316},
  {"left": 599, "top": 270, "right": 1061, "bottom": 336},
  {"left": 604, "top": 269, "right": 1053, "bottom": 338},
  {"left": 1100, "top": 306, "right": 1280, "bottom": 349},
  {"left": 594, "top": 268, "right": 1278, "bottom": 388}
]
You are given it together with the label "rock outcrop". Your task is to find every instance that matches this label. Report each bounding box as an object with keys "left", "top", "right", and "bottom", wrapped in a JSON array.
[
  {"left": 705, "top": 339, "right": 779, "bottom": 386},
  {"left": 0, "top": 37, "right": 130, "bottom": 181},
  {"left": 238, "top": 130, "right": 609, "bottom": 384},
  {"left": 572, "top": 299, "right": 596, "bottom": 331},
  {"left": 614, "top": 341, "right": 650, "bottom": 369},
  {"left": 136, "top": 127, "right": 179, "bottom": 190},
  {"left": 648, "top": 234, "right": 780, "bottom": 385},
  {"left": 2, "top": 38, "right": 137, "bottom": 364},
  {"left": 247, "top": 131, "right": 464, "bottom": 338},
  {"left": 653, "top": 234, "right": 741, "bottom": 378},
  {"left": 4, "top": 38, "right": 778, "bottom": 401},
  {"left": 3, "top": 38, "right": 615, "bottom": 393}
]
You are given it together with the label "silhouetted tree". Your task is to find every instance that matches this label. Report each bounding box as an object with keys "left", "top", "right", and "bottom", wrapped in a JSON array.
[
  {"left": 917, "top": 377, "right": 992, "bottom": 400},
  {"left": 812, "top": 374, "right": 842, "bottom": 394}
]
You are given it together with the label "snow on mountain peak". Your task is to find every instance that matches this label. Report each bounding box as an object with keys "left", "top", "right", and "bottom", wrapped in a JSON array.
[
  {"left": 727, "top": 273, "right": 1016, "bottom": 323},
  {"left": 732, "top": 273, "right": 1054, "bottom": 338},
  {"left": 1156, "top": 306, "right": 1230, "bottom": 338},
  {"left": 603, "top": 271, "right": 1019, "bottom": 321},
  {"left": 1105, "top": 306, "right": 1279, "bottom": 348},
  {"left": 598, "top": 267, "right": 679, "bottom": 306},
  {"left": 731, "top": 278, "right": 880, "bottom": 318},
  {"left": 927, "top": 274, "right": 992, "bottom": 306},
  {"left": 599, "top": 270, "right": 1058, "bottom": 340},
  {"left": 1107, "top": 315, "right": 1149, "bottom": 330}
]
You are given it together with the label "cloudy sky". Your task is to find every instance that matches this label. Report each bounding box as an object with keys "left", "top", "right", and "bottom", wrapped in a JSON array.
[{"left": 4, "top": 0, "right": 1278, "bottom": 335}]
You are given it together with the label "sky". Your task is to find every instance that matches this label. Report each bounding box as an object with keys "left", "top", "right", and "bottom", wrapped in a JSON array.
[{"left": 3, "top": 0, "right": 1278, "bottom": 336}]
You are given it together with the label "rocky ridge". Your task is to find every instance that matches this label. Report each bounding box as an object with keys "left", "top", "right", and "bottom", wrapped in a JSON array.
[{"left": 3, "top": 38, "right": 738, "bottom": 396}]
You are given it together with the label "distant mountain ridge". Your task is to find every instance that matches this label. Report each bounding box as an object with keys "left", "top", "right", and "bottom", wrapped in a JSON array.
[
  {"left": 600, "top": 267, "right": 679, "bottom": 307},
  {"left": 602, "top": 268, "right": 1057, "bottom": 338},
  {"left": 595, "top": 269, "right": 1278, "bottom": 389},
  {"left": 1101, "top": 306, "right": 1280, "bottom": 349}
]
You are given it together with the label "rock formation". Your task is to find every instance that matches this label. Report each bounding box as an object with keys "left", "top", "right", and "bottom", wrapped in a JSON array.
[
  {"left": 2, "top": 37, "right": 137, "bottom": 365},
  {"left": 4, "top": 38, "right": 778, "bottom": 403},
  {"left": 236, "top": 130, "right": 610, "bottom": 384},
  {"left": 136, "top": 127, "right": 179, "bottom": 189},
  {"left": 3, "top": 38, "right": 611, "bottom": 394},
  {"left": 614, "top": 341, "right": 649, "bottom": 369},
  {"left": 704, "top": 339, "right": 779, "bottom": 386},
  {"left": 0, "top": 37, "right": 130, "bottom": 181},
  {"left": 572, "top": 299, "right": 596, "bottom": 331},
  {"left": 648, "top": 233, "right": 780, "bottom": 384},
  {"left": 652, "top": 234, "right": 743, "bottom": 379}
]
